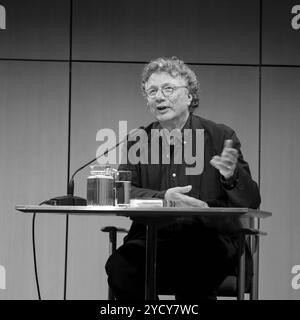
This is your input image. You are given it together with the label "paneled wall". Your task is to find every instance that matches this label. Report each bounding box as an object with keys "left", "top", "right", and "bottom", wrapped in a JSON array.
[
  {"left": 72, "top": 0, "right": 259, "bottom": 63},
  {"left": 0, "top": 61, "right": 69, "bottom": 299},
  {"left": 0, "top": 0, "right": 299, "bottom": 300},
  {"left": 260, "top": 68, "right": 300, "bottom": 300}
]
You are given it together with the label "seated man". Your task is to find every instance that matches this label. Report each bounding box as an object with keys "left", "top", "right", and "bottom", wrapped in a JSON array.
[{"left": 105, "top": 56, "right": 261, "bottom": 300}]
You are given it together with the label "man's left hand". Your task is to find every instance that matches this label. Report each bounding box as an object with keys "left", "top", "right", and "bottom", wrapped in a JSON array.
[{"left": 210, "top": 139, "right": 238, "bottom": 179}]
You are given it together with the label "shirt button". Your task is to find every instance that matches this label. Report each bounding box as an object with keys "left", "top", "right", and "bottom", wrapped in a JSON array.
[{"left": 172, "top": 173, "right": 176, "bottom": 178}]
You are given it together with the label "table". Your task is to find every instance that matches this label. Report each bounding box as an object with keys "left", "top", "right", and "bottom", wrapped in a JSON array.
[{"left": 15, "top": 205, "right": 271, "bottom": 300}]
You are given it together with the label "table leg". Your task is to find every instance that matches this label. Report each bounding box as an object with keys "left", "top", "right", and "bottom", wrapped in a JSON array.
[{"left": 145, "top": 222, "right": 157, "bottom": 300}]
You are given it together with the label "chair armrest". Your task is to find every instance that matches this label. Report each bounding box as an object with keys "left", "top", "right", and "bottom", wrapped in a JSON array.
[
  {"left": 240, "top": 228, "right": 267, "bottom": 236},
  {"left": 101, "top": 226, "right": 129, "bottom": 255},
  {"left": 101, "top": 226, "right": 128, "bottom": 233}
]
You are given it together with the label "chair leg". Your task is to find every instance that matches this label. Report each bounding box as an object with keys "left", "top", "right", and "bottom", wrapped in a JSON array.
[
  {"left": 102, "top": 226, "right": 129, "bottom": 300},
  {"left": 108, "top": 286, "right": 115, "bottom": 300},
  {"left": 237, "top": 234, "right": 246, "bottom": 300},
  {"left": 108, "top": 229, "right": 117, "bottom": 300}
]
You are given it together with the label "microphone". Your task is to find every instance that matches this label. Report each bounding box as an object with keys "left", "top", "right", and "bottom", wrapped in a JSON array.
[{"left": 41, "top": 126, "right": 145, "bottom": 206}]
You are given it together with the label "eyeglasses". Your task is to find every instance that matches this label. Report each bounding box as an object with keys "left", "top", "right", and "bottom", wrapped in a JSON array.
[{"left": 145, "top": 85, "right": 188, "bottom": 98}]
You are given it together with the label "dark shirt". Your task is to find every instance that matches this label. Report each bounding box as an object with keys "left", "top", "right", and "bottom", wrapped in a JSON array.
[{"left": 119, "top": 113, "right": 261, "bottom": 242}]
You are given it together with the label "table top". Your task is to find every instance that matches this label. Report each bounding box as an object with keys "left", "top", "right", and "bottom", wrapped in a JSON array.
[{"left": 15, "top": 205, "right": 272, "bottom": 219}]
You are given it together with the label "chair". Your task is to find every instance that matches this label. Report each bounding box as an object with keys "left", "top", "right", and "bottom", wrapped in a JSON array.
[{"left": 101, "top": 223, "right": 266, "bottom": 300}]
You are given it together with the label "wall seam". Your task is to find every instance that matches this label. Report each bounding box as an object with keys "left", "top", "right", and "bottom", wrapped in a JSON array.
[{"left": 63, "top": 0, "right": 73, "bottom": 301}]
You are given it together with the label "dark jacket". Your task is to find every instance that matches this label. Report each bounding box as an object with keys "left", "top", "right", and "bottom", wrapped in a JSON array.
[{"left": 119, "top": 113, "right": 261, "bottom": 242}]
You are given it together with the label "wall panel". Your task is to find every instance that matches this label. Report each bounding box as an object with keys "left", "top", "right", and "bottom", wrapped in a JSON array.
[
  {"left": 260, "top": 68, "right": 300, "bottom": 300},
  {"left": 73, "top": 0, "right": 259, "bottom": 64},
  {"left": 193, "top": 65, "right": 259, "bottom": 181},
  {"left": 262, "top": 0, "right": 300, "bottom": 65},
  {"left": 0, "top": 0, "right": 70, "bottom": 60},
  {"left": 0, "top": 61, "right": 69, "bottom": 299}
]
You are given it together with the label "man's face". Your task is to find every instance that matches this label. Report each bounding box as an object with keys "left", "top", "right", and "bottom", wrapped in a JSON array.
[{"left": 145, "top": 72, "right": 192, "bottom": 125}]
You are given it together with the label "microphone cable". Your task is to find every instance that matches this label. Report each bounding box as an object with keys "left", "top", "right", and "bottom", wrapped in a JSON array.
[
  {"left": 32, "top": 211, "right": 41, "bottom": 300},
  {"left": 31, "top": 199, "right": 51, "bottom": 300}
]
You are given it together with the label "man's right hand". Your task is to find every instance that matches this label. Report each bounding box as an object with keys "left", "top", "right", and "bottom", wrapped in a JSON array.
[{"left": 164, "top": 185, "right": 209, "bottom": 207}]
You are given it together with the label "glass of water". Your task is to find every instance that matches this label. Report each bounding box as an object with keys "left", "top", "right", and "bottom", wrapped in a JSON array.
[{"left": 114, "top": 171, "right": 132, "bottom": 207}]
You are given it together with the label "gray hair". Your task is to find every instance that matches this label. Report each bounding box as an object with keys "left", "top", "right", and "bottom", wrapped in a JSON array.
[{"left": 141, "top": 57, "right": 200, "bottom": 112}]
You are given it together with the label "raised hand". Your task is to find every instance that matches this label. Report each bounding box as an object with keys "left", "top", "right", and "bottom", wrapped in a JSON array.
[{"left": 210, "top": 139, "right": 238, "bottom": 179}]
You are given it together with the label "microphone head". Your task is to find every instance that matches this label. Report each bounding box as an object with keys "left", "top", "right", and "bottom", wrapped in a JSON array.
[{"left": 67, "top": 179, "right": 74, "bottom": 196}]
